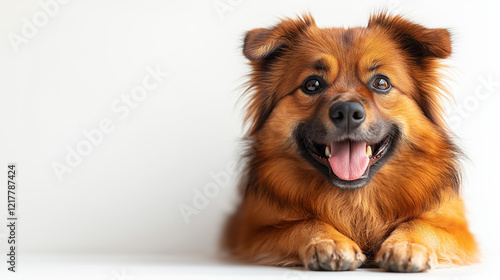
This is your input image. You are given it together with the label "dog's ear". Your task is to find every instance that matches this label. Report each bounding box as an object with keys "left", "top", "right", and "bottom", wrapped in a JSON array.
[
  {"left": 243, "top": 14, "right": 316, "bottom": 136},
  {"left": 243, "top": 14, "right": 316, "bottom": 61},
  {"left": 368, "top": 13, "right": 451, "bottom": 59},
  {"left": 369, "top": 13, "right": 452, "bottom": 128}
]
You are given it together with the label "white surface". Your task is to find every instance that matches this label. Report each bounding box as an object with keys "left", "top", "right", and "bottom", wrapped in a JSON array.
[
  {"left": 0, "top": 0, "right": 499, "bottom": 278},
  {"left": 0, "top": 253, "right": 496, "bottom": 280}
]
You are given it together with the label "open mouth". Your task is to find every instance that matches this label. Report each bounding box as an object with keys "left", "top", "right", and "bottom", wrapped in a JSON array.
[{"left": 297, "top": 127, "right": 398, "bottom": 189}]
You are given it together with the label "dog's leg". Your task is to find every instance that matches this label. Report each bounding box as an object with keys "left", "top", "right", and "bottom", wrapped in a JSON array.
[
  {"left": 299, "top": 223, "right": 366, "bottom": 271},
  {"left": 376, "top": 197, "right": 478, "bottom": 272},
  {"left": 236, "top": 219, "right": 365, "bottom": 271}
]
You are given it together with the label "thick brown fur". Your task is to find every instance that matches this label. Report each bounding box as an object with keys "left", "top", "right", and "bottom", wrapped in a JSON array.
[{"left": 223, "top": 13, "right": 478, "bottom": 272}]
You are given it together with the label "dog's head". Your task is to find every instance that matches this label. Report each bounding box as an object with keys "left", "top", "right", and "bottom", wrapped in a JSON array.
[{"left": 243, "top": 13, "right": 452, "bottom": 189}]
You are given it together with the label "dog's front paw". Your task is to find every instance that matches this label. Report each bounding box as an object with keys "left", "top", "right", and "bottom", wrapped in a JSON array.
[
  {"left": 301, "top": 238, "right": 365, "bottom": 271},
  {"left": 376, "top": 241, "right": 437, "bottom": 272}
]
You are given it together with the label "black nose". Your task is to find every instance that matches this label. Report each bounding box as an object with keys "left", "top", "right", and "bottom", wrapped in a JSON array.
[{"left": 329, "top": 101, "right": 366, "bottom": 131}]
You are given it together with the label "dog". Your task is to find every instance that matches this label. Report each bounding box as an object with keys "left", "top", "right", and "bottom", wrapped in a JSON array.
[{"left": 223, "top": 13, "right": 478, "bottom": 272}]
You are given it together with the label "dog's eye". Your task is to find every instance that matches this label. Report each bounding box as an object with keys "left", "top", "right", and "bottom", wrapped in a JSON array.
[
  {"left": 301, "top": 76, "right": 325, "bottom": 95},
  {"left": 370, "top": 75, "right": 392, "bottom": 94}
]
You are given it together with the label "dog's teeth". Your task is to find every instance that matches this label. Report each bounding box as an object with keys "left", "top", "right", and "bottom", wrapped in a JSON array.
[
  {"left": 366, "top": 145, "right": 372, "bottom": 157},
  {"left": 325, "top": 146, "right": 332, "bottom": 157}
]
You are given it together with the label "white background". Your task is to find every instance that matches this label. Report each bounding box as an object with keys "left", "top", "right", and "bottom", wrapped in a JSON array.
[{"left": 0, "top": 0, "right": 499, "bottom": 278}]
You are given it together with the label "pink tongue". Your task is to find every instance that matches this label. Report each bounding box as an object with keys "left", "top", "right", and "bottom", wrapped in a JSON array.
[{"left": 328, "top": 140, "right": 369, "bottom": 181}]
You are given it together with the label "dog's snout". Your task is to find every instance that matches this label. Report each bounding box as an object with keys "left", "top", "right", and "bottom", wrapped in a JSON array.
[{"left": 329, "top": 101, "right": 366, "bottom": 131}]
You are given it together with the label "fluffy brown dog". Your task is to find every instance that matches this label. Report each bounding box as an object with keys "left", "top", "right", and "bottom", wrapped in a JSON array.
[{"left": 224, "top": 13, "right": 478, "bottom": 272}]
